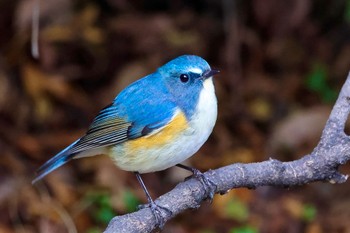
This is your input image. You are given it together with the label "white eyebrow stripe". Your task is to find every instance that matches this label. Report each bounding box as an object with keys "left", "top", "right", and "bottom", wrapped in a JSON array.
[{"left": 188, "top": 67, "right": 202, "bottom": 74}]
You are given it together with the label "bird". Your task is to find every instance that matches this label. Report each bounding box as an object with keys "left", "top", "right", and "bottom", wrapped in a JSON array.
[{"left": 32, "top": 55, "right": 219, "bottom": 227}]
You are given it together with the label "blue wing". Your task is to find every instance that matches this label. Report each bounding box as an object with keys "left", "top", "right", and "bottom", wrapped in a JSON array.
[{"left": 33, "top": 73, "right": 178, "bottom": 183}]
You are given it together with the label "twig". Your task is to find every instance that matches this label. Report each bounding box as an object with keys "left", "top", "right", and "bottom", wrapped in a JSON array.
[{"left": 105, "top": 72, "right": 350, "bottom": 233}]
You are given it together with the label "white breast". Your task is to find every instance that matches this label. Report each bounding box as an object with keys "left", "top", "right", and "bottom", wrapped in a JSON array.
[
  {"left": 186, "top": 77, "right": 217, "bottom": 149},
  {"left": 110, "top": 77, "right": 217, "bottom": 173}
]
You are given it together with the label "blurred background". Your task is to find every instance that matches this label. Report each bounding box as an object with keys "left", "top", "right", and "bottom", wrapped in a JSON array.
[{"left": 1, "top": 0, "right": 350, "bottom": 232}]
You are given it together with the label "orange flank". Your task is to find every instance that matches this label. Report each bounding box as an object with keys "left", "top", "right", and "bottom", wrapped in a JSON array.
[{"left": 128, "top": 110, "right": 188, "bottom": 151}]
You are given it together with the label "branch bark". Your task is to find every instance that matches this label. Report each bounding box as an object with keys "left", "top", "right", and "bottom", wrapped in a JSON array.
[{"left": 105, "top": 72, "right": 350, "bottom": 233}]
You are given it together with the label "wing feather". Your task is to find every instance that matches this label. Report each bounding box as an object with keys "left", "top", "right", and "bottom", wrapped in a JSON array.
[{"left": 69, "top": 117, "right": 131, "bottom": 154}]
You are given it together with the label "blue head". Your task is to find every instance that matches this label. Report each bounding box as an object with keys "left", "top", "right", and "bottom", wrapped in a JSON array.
[{"left": 157, "top": 55, "right": 219, "bottom": 118}]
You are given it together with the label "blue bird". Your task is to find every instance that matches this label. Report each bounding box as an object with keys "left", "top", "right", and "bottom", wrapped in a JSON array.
[{"left": 33, "top": 55, "right": 219, "bottom": 227}]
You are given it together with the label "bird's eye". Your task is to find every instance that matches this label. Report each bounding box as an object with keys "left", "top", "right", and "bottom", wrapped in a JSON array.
[{"left": 180, "top": 74, "right": 189, "bottom": 83}]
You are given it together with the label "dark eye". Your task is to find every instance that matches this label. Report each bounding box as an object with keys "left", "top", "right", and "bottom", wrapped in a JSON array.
[{"left": 180, "top": 74, "right": 189, "bottom": 83}]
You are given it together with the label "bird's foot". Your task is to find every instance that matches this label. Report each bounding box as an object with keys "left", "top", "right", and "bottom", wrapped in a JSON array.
[
  {"left": 190, "top": 168, "right": 217, "bottom": 202},
  {"left": 138, "top": 201, "right": 172, "bottom": 229},
  {"left": 177, "top": 164, "right": 217, "bottom": 201}
]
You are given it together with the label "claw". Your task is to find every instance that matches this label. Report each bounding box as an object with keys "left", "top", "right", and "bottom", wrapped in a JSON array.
[
  {"left": 176, "top": 164, "right": 217, "bottom": 202},
  {"left": 191, "top": 168, "right": 217, "bottom": 202},
  {"left": 138, "top": 200, "right": 172, "bottom": 229}
]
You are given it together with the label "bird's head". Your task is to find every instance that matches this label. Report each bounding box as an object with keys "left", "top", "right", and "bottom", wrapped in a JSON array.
[{"left": 157, "top": 55, "right": 219, "bottom": 117}]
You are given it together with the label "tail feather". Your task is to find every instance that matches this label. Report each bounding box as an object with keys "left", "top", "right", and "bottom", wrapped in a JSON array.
[{"left": 32, "top": 140, "right": 79, "bottom": 184}]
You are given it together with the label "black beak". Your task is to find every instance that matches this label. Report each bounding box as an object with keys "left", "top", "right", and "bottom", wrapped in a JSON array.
[{"left": 202, "top": 69, "right": 220, "bottom": 79}]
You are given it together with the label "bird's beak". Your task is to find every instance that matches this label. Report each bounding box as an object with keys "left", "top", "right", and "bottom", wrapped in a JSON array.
[{"left": 202, "top": 69, "right": 220, "bottom": 79}]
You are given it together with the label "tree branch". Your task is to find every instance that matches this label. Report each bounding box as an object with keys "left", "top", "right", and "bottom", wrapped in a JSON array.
[{"left": 104, "top": 72, "right": 350, "bottom": 233}]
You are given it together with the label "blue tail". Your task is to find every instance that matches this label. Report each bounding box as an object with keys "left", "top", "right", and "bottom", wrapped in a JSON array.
[{"left": 32, "top": 140, "right": 79, "bottom": 184}]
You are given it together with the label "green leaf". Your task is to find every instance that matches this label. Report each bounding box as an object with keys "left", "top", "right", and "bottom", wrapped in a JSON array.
[
  {"left": 225, "top": 197, "right": 249, "bottom": 222},
  {"left": 84, "top": 191, "right": 117, "bottom": 224},
  {"left": 230, "top": 225, "right": 258, "bottom": 233},
  {"left": 87, "top": 227, "right": 103, "bottom": 233},
  {"left": 95, "top": 206, "right": 116, "bottom": 224},
  {"left": 123, "top": 190, "right": 141, "bottom": 212},
  {"left": 306, "top": 62, "right": 328, "bottom": 92},
  {"left": 306, "top": 62, "right": 337, "bottom": 103},
  {"left": 322, "top": 88, "right": 337, "bottom": 103},
  {"left": 302, "top": 204, "right": 317, "bottom": 222},
  {"left": 345, "top": 0, "right": 350, "bottom": 23}
]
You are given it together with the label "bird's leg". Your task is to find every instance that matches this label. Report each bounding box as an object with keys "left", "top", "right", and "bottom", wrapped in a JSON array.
[
  {"left": 176, "top": 164, "right": 217, "bottom": 201},
  {"left": 134, "top": 172, "right": 171, "bottom": 229}
]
